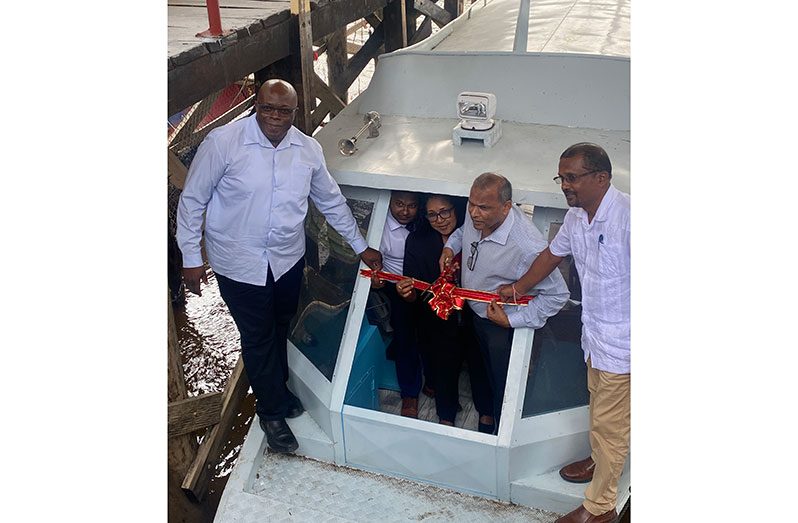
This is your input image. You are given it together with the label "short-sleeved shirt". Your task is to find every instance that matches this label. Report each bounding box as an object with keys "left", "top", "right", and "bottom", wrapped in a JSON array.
[{"left": 549, "top": 184, "right": 630, "bottom": 374}]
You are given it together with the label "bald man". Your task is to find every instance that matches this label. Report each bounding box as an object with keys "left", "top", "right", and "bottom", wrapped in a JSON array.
[{"left": 177, "top": 80, "right": 382, "bottom": 453}]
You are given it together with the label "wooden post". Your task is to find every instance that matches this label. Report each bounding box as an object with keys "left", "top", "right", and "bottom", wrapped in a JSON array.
[
  {"left": 291, "top": 0, "right": 314, "bottom": 134},
  {"left": 444, "top": 0, "right": 464, "bottom": 21},
  {"left": 405, "top": 0, "right": 419, "bottom": 43},
  {"left": 383, "top": 0, "right": 408, "bottom": 52},
  {"left": 167, "top": 293, "right": 198, "bottom": 479},
  {"left": 181, "top": 356, "right": 250, "bottom": 502},
  {"left": 325, "top": 28, "right": 349, "bottom": 103},
  {"left": 414, "top": 0, "right": 453, "bottom": 27}
]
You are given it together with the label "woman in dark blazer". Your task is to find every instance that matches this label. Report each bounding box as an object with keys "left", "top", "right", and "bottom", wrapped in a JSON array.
[{"left": 396, "top": 194, "right": 495, "bottom": 433}]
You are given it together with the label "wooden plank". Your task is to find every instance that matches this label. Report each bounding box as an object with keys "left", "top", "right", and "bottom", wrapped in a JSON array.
[
  {"left": 444, "top": 0, "right": 464, "bottom": 20},
  {"left": 383, "top": 0, "right": 408, "bottom": 52},
  {"left": 312, "top": 72, "right": 346, "bottom": 115},
  {"left": 169, "top": 392, "right": 224, "bottom": 438},
  {"left": 168, "top": 294, "right": 198, "bottom": 479},
  {"left": 181, "top": 357, "right": 250, "bottom": 502},
  {"left": 310, "top": 99, "right": 331, "bottom": 131},
  {"left": 408, "top": 15, "right": 432, "bottom": 45},
  {"left": 291, "top": 0, "right": 315, "bottom": 134},
  {"left": 346, "top": 18, "right": 369, "bottom": 36},
  {"left": 331, "top": 21, "right": 385, "bottom": 96},
  {"left": 170, "top": 0, "right": 283, "bottom": 8},
  {"left": 413, "top": 0, "right": 452, "bottom": 27},
  {"left": 409, "top": 11, "right": 432, "bottom": 43},
  {"left": 365, "top": 12, "right": 383, "bottom": 30},
  {"left": 347, "top": 41, "right": 363, "bottom": 54},
  {"left": 325, "top": 28, "right": 348, "bottom": 102},
  {"left": 310, "top": 0, "right": 389, "bottom": 40}
]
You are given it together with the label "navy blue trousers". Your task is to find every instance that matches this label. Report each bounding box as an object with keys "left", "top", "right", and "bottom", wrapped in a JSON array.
[
  {"left": 382, "top": 284, "right": 423, "bottom": 399},
  {"left": 421, "top": 307, "right": 494, "bottom": 423},
  {"left": 471, "top": 312, "right": 514, "bottom": 429},
  {"left": 216, "top": 259, "right": 304, "bottom": 421}
]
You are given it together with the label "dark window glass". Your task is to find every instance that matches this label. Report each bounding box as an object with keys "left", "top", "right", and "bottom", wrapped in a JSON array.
[
  {"left": 522, "top": 222, "right": 589, "bottom": 417},
  {"left": 289, "top": 198, "right": 374, "bottom": 381}
]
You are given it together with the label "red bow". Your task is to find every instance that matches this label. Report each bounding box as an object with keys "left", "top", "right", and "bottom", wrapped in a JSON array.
[{"left": 360, "top": 267, "right": 533, "bottom": 320}]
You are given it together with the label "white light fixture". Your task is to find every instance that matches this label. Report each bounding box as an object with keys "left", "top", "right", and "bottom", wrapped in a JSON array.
[{"left": 457, "top": 92, "right": 496, "bottom": 131}]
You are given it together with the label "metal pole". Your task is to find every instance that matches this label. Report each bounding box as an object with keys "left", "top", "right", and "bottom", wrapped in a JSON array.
[{"left": 196, "top": 0, "right": 230, "bottom": 38}]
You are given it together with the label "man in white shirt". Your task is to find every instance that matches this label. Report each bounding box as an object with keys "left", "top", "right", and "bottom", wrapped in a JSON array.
[
  {"left": 177, "top": 79, "right": 382, "bottom": 454},
  {"left": 440, "top": 173, "right": 569, "bottom": 431},
  {"left": 497, "top": 143, "right": 630, "bottom": 523},
  {"left": 372, "top": 191, "right": 426, "bottom": 417}
]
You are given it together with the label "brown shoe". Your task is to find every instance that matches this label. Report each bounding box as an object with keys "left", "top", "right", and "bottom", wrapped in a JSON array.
[
  {"left": 555, "top": 505, "right": 617, "bottom": 523},
  {"left": 401, "top": 397, "right": 418, "bottom": 418},
  {"left": 422, "top": 385, "right": 435, "bottom": 398},
  {"left": 559, "top": 456, "right": 595, "bottom": 483}
]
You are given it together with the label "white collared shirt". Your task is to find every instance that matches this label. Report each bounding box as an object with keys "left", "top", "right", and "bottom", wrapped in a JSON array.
[
  {"left": 445, "top": 206, "right": 569, "bottom": 329},
  {"left": 549, "top": 185, "right": 630, "bottom": 374},
  {"left": 379, "top": 212, "right": 410, "bottom": 275},
  {"left": 177, "top": 114, "right": 368, "bottom": 285}
]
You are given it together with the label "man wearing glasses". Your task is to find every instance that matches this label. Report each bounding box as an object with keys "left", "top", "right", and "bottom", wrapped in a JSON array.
[
  {"left": 177, "top": 79, "right": 382, "bottom": 454},
  {"left": 439, "top": 172, "right": 569, "bottom": 431},
  {"left": 370, "top": 191, "right": 428, "bottom": 418},
  {"left": 497, "top": 143, "right": 630, "bottom": 523}
]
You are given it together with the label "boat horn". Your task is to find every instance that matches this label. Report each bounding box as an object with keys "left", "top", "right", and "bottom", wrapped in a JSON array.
[{"left": 338, "top": 111, "right": 381, "bottom": 156}]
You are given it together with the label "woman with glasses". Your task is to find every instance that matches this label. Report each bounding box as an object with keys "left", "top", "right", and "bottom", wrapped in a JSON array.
[{"left": 395, "top": 194, "right": 495, "bottom": 433}]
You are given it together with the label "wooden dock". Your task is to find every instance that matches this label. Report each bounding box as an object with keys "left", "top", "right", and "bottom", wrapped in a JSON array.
[{"left": 168, "top": 0, "right": 391, "bottom": 116}]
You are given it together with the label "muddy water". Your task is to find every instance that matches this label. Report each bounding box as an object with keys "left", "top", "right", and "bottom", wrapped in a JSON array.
[{"left": 171, "top": 271, "right": 256, "bottom": 522}]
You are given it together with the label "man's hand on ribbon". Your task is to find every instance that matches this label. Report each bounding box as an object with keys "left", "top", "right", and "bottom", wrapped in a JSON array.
[
  {"left": 487, "top": 299, "right": 511, "bottom": 328},
  {"left": 496, "top": 282, "right": 519, "bottom": 303}
]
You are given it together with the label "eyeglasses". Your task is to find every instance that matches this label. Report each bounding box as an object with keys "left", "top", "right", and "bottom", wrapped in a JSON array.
[
  {"left": 391, "top": 200, "right": 418, "bottom": 211},
  {"left": 425, "top": 207, "right": 454, "bottom": 222},
  {"left": 553, "top": 170, "right": 601, "bottom": 185},
  {"left": 467, "top": 241, "right": 480, "bottom": 271},
  {"left": 255, "top": 103, "right": 298, "bottom": 116}
]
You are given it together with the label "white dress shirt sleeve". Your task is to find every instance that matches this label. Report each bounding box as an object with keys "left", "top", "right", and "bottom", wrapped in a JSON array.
[
  {"left": 444, "top": 225, "right": 464, "bottom": 255},
  {"left": 308, "top": 158, "right": 368, "bottom": 255},
  {"left": 176, "top": 134, "right": 225, "bottom": 268},
  {"left": 505, "top": 252, "right": 569, "bottom": 329}
]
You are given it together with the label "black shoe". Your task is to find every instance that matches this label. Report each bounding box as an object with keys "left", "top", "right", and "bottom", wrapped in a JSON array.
[{"left": 259, "top": 418, "right": 299, "bottom": 453}]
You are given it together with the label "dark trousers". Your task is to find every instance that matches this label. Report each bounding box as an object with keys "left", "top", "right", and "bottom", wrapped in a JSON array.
[
  {"left": 471, "top": 312, "right": 514, "bottom": 429},
  {"left": 382, "top": 284, "right": 422, "bottom": 398},
  {"left": 424, "top": 309, "right": 493, "bottom": 423},
  {"left": 216, "top": 259, "right": 304, "bottom": 421}
]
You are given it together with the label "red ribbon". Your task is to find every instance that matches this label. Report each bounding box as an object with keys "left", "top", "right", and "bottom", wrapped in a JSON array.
[{"left": 360, "top": 268, "right": 533, "bottom": 320}]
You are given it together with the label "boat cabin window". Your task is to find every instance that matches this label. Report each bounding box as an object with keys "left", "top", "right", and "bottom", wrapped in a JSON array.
[
  {"left": 289, "top": 198, "right": 375, "bottom": 381},
  {"left": 339, "top": 192, "right": 590, "bottom": 428},
  {"left": 521, "top": 223, "right": 589, "bottom": 417},
  {"left": 346, "top": 191, "right": 497, "bottom": 432}
]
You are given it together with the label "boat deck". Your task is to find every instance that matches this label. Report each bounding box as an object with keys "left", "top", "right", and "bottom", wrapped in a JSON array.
[{"left": 216, "top": 424, "right": 561, "bottom": 522}]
